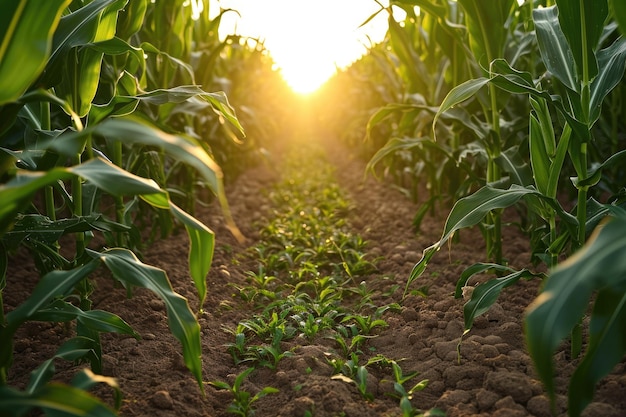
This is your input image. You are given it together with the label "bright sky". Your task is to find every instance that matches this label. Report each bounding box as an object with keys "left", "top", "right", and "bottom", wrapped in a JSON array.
[{"left": 208, "top": 0, "right": 402, "bottom": 94}]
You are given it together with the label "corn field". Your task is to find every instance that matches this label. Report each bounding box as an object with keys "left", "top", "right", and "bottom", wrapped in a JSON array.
[{"left": 1, "top": 1, "right": 626, "bottom": 416}]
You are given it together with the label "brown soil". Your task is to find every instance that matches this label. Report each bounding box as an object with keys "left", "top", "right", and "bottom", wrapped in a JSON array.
[{"left": 5, "top": 134, "right": 626, "bottom": 417}]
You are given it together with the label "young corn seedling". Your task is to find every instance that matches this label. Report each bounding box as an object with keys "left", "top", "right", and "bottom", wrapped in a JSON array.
[
  {"left": 330, "top": 352, "right": 374, "bottom": 401},
  {"left": 209, "top": 368, "right": 279, "bottom": 417}
]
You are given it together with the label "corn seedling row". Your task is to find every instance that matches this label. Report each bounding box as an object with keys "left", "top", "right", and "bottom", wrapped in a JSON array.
[
  {"left": 0, "top": 1, "right": 289, "bottom": 414},
  {"left": 316, "top": 1, "right": 626, "bottom": 415},
  {"left": 213, "top": 143, "right": 441, "bottom": 417}
]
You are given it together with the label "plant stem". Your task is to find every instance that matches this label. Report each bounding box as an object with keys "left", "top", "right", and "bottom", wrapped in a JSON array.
[
  {"left": 488, "top": 83, "right": 503, "bottom": 265},
  {"left": 112, "top": 141, "right": 126, "bottom": 247},
  {"left": 549, "top": 215, "right": 558, "bottom": 268},
  {"left": 41, "top": 101, "right": 57, "bottom": 222},
  {"left": 73, "top": 154, "right": 85, "bottom": 260}
]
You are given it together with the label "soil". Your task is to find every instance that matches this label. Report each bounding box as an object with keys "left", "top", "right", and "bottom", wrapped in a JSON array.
[{"left": 4, "top": 131, "right": 626, "bottom": 417}]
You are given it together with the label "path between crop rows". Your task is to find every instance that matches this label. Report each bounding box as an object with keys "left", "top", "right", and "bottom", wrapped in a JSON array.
[{"left": 6, "top": 133, "right": 626, "bottom": 417}]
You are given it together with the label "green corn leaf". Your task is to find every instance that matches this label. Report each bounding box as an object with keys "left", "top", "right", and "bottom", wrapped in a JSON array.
[
  {"left": 589, "top": 37, "right": 626, "bottom": 125},
  {"left": 529, "top": 113, "right": 551, "bottom": 195},
  {"left": 457, "top": 0, "right": 515, "bottom": 68},
  {"left": 93, "top": 0, "right": 126, "bottom": 43},
  {"left": 3, "top": 214, "right": 128, "bottom": 247},
  {"left": 3, "top": 262, "right": 98, "bottom": 326},
  {"left": 0, "top": 158, "right": 162, "bottom": 236},
  {"left": 407, "top": 184, "right": 577, "bottom": 295},
  {"left": 494, "top": 145, "right": 533, "bottom": 187},
  {"left": 547, "top": 124, "right": 572, "bottom": 199},
  {"left": 409, "top": 185, "right": 539, "bottom": 292},
  {"left": 391, "top": 0, "right": 447, "bottom": 20},
  {"left": 575, "top": 148, "right": 626, "bottom": 188},
  {"left": 49, "top": 0, "right": 126, "bottom": 66},
  {"left": 68, "top": 157, "right": 164, "bottom": 197},
  {"left": 433, "top": 77, "right": 490, "bottom": 138},
  {"left": 387, "top": 14, "right": 429, "bottom": 95},
  {"left": 569, "top": 286, "right": 626, "bottom": 417},
  {"left": 0, "top": 261, "right": 99, "bottom": 370},
  {"left": 0, "top": 168, "right": 70, "bottom": 235},
  {"left": 57, "top": 47, "right": 103, "bottom": 118},
  {"left": 533, "top": 6, "right": 578, "bottom": 91},
  {"left": 525, "top": 215, "right": 626, "bottom": 408},
  {"left": 555, "top": 0, "right": 608, "bottom": 81},
  {"left": 0, "top": 0, "right": 69, "bottom": 105},
  {"left": 442, "top": 185, "right": 538, "bottom": 244},
  {"left": 461, "top": 266, "right": 540, "bottom": 331},
  {"left": 366, "top": 136, "right": 454, "bottom": 178},
  {"left": 94, "top": 248, "right": 203, "bottom": 392},
  {"left": 32, "top": 299, "right": 138, "bottom": 337},
  {"left": 169, "top": 202, "right": 214, "bottom": 311},
  {"left": 27, "top": 337, "right": 99, "bottom": 393},
  {"left": 116, "top": 0, "right": 147, "bottom": 39},
  {"left": 489, "top": 58, "right": 589, "bottom": 144},
  {"left": 87, "top": 117, "right": 244, "bottom": 241},
  {"left": 530, "top": 97, "right": 556, "bottom": 157},
  {"left": 0, "top": 383, "right": 117, "bottom": 417},
  {"left": 70, "top": 369, "right": 122, "bottom": 410}
]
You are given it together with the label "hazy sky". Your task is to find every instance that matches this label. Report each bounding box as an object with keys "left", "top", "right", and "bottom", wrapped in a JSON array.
[{"left": 208, "top": 0, "right": 401, "bottom": 93}]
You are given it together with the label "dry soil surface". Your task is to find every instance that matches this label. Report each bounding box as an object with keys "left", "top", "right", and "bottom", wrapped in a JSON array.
[{"left": 5, "top": 135, "right": 626, "bottom": 417}]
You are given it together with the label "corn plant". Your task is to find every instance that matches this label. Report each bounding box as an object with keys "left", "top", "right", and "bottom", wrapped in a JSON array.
[
  {"left": 398, "top": 1, "right": 626, "bottom": 415},
  {"left": 209, "top": 368, "right": 279, "bottom": 417},
  {"left": 0, "top": 0, "right": 273, "bottom": 414}
]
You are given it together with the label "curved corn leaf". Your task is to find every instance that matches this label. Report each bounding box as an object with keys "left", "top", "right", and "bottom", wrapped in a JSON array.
[
  {"left": 31, "top": 299, "right": 138, "bottom": 337},
  {"left": 575, "top": 149, "right": 626, "bottom": 188},
  {"left": 0, "top": 383, "right": 117, "bottom": 417},
  {"left": 116, "top": 0, "right": 147, "bottom": 39},
  {"left": 457, "top": 0, "right": 515, "bottom": 68},
  {"left": 49, "top": 0, "right": 126, "bottom": 65},
  {"left": 27, "top": 337, "right": 99, "bottom": 393},
  {"left": 406, "top": 184, "right": 577, "bottom": 295},
  {"left": 0, "top": 261, "right": 99, "bottom": 370},
  {"left": 2, "top": 214, "right": 129, "bottom": 247},
  {"left": 494, "top": 145, "right": 533, "bottom": 187},
  {"left": 87, "top": 117, "right": 244, "bottom": 241},
  {"left": 433, "top": 77, "right": 489, "bottom": 139},
  {"left": 0, "top": 0, "right": 69, "bottom": 105},
  {"left": 70, "top": 369, "right": 121, "bottom": 410},
  {"left": 590, "top": 37, "right": 626, "bottom": 124},
  {"left": 69, "top": 157, "right": 164, "bottom": 197},
  {"left": 533, "top": 6, "right": 577, "bottom": 91},
  {"left": 460, "top": 265, "right": 541, "bottom": 331},
  {"left": 525, "top": 215, "right": 626, "bottom": 412},
  {"left": 169, "top": 203, "right": 214, "bottom": 312},
  {"left": 529, "top": 113, "right": 551, "bottom": 195},
  {"left": 387, "top": 13, "right": 430, "bottom": 95},
  {"left": 94, "top": 248, "right": 203, "bottom": 391},
  {"left": 569, "top": 286, "right": 626, "bottom": 417},
  {"left": 555, "top": 0, "right": 607, "bottom": 81},
  {"left": 55, "top": 46, "right": 102, "bottom": 117},
  {"left": 0, "top": 157, "right": 163, "bottom": 236}
]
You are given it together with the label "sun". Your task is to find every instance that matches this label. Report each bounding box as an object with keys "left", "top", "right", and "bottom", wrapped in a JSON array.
[
  {"left": 278, "top": 62, "right": 334, "bottom": 95},
  {"left": 211, "top": 1, "right": 395, "bottom": 94},
  {"left": 271, "top": 47, "right": 339, "bottom": 95}
]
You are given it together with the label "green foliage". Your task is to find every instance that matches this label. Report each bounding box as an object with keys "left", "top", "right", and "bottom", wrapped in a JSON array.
[
  {"left": 209, "top": 368, "right": 279, "bottom": 417},
  {"left": 0, "top": 0, "right": 289, "bottom": 414},
  {"left": 316, "top": 1, "right": 626, "bottom": 414},
  {"left": 526, "top": 214, "right": 626, "bottom": 416}
]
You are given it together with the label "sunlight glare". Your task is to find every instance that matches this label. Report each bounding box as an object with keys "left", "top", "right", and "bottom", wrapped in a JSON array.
[{"left": 210, "top": 1, "right": 399, "bottom": 94}]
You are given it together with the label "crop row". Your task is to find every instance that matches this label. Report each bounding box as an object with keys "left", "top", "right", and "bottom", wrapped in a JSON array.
[
  {"left": 313, "top": 1, "right": 626, "bottom": 416},
  {"left": 0, "top": 1, "right": 292, "bottom": 415}
]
